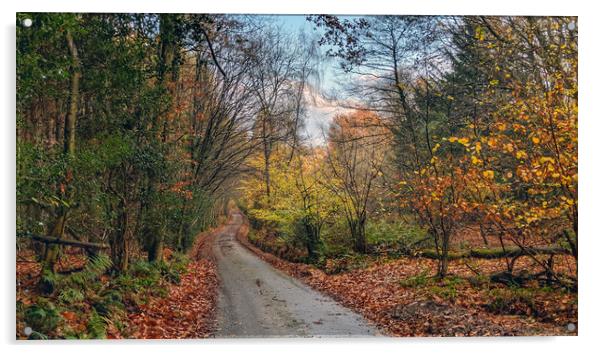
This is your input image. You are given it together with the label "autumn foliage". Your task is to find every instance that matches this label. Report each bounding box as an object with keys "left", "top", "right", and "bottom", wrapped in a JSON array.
[{"left": 16, "top": 13, "right": 577, "bottom": 339}]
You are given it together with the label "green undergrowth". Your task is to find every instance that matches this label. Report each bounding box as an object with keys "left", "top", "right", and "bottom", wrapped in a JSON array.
[
  {"left": 17, "top": 253, "right": 190, "bottom": 339},
  {"left": 247, "top": 215, "right": 434, "bottom": 274}
]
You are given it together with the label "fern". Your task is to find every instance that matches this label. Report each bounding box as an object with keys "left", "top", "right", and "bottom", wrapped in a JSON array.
[
  {"left": 38, "top": 268, "right": 59, "bottom": 295},
  {"left": 86, "top": 309, "right": 107, "bottom": 339},
  {"left": 58, "top": 288, "right": 84, "bottom": 304},
  {"left": 24, "top": 298, "right": 60, "bottom": 333},
  {"left": 62, "top": 254, "right": 112, "bottom": 289},
  {"left": 28, "top": 331, "right": 49, "bottom": 340}
]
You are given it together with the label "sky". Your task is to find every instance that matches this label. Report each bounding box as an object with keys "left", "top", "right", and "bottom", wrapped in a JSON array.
[{"left": 276, "top": 15, "right": 350, "bottom": 145}]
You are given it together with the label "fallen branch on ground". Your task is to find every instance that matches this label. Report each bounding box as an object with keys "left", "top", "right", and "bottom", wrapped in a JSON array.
[
  {"left": 419, "top": 246, "right": 570, "bottom": 260},
  {"left": 27, "top": 233, "right": 108, "bottom": 250}
]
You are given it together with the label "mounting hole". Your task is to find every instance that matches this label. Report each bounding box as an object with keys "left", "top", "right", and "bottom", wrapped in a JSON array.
[
  {"left": 22, "top": 18, "right": 32, "bottom": 28},
  {"left": 568, "top": 22, "right": 576, "bottom": 31},
  {"left": 567, "top": 323, "right": 576, "bottom": 332},
  {"left": 23, "top": 326, "right": 32, "bottom": 336}
]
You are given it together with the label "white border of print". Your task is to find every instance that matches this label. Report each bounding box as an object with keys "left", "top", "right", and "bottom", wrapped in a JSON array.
[{"left": 1, "top": 1, "right": 596, "bottom": 353}]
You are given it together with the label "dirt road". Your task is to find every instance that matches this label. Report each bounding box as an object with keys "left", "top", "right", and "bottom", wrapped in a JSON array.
[{"left": 212, "top": 212, "right": 378, "bottom": 338}]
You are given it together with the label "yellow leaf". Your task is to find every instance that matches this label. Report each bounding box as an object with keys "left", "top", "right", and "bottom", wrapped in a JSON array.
[
  {"left": 532, "top": 136, "right": 540, "bottom": 144},
  {"left": 539, "top": 157, "right": 554, "bottom": 164},
  {"left": 483, "top": 170, "right": 495, "bottom": 179},
  {"left": 475, "top": 26, "right": 486, "bottom": 41},
  {"left": 516, "top": 150, "right": 527, "bottom": 159}
]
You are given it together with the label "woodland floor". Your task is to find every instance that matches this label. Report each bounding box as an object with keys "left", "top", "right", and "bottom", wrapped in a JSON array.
[
  {"left": 16, "top": 226, "right": 220, "bottom": 339},
  {"left": 17, "top": 211, "right": 577, "bottom": 339}
]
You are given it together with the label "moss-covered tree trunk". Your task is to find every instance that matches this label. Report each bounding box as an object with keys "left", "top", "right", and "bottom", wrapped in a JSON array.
[{"left": 41, "top": 207, "right": 68, "bottom": 273}]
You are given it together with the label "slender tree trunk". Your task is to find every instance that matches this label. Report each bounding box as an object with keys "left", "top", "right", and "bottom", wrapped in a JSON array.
[
  {"left": 148, "top": 235, "right": 164, "bottom": 263},
  {"left": 175, "top": 203, "right": 188, "bottom": 252},
  {"left": 350, "top": 217, "right": 367, "bottom": 254},
  {"left": 264, "top": 152, "right": 271, "bottom": 203},
  {"left": 438, "top": 229, "right": 450, "bottom": 278},
  {"left": 110, "top": 198, "right": 130, "bottom": 272},
  {"left": 304, "top": 219, "right": 320, "bottom": 263},
  {"left": 41, "top": 29, "right": 81, "bottom": 275},
  {"left": 64, "top": 30, "right": 80, "bottom": 157},
  {"left": 261, "top": 113, "right": 272, "bottom": 205}
]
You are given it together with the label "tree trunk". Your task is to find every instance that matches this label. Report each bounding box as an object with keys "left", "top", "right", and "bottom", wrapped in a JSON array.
[
  {"left": 437, "top": 229, "right": 450, "bottom": 278},
  {"left": 42, "top": 208, "right": 67, "bottom": 273},
  {"left": 64, "top": 30, "right": 80, "bottom": 157},
  {"left": 262, "top": 113, "right": 272, "bottom": 205},
  {"left": 264, "top": 153, "right": 271, "bottom": 203},
  {"left": 110, "top": 199, "right": 129, "bottom": 272},
  {"left": 148, "top": 233, "right": 164, "bottom": 263},
  {"left": 351, "top": 217, "right": 367, "bottom": 254},
  {"left": 175, "top": 203, "right": 188, "bottom": 252},
  {"left": 304, "top": 219, "right": 320, "bottom": 263},
  {"left": 40, "top": 30, "right": 81, "bottom": 275},
  {"left": 142, "top": 14, "right": 177, "bottom": 262}
]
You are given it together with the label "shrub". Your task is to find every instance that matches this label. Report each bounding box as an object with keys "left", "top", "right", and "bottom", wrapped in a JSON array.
[{"left": 366, "top": 220, "right": 431, "bottom": 256}]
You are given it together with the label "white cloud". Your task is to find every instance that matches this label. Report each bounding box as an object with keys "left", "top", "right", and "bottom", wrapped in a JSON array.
[{"left": 301, "top": 84, "right": 355, "bottom": 145}]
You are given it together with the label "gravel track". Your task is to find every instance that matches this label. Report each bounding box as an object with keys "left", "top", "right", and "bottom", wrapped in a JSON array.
[{"left": 212, "top": 212, "right": 378, "bottom": 338}]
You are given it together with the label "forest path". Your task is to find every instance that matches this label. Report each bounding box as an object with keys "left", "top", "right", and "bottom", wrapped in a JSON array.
[{"left": 211, "top": 211, "right": 378, "bottom": 338}]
